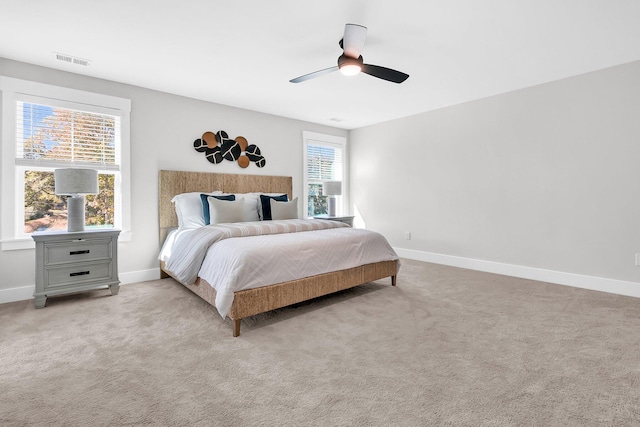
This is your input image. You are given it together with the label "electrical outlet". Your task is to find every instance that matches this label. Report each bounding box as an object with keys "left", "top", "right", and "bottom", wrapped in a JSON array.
[
  {"left": 405, "top": 231, "right": 411, "bottom": 240},
  {"left": 636, "top": 253, "right": 640, "bottom": 266}
]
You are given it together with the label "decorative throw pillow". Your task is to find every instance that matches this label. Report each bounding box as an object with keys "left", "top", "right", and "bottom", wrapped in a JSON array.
[
  {"left": 200, "top": 194, "right": 235, "bottom": 225},
  {"left": 259, "top": 194, "right": 288, "bottom": 220},
  {"left": 172, "top": 191, "right": 223, "bottom": 228},
  {"left": 207, "top": 197, "right": 245, "bottom": 224},
  {"left": 270, "top": 197, "right": 298, "bottom": 220},
  {"left": 234, "top": 193, "right": 260, "bottom": 222}
]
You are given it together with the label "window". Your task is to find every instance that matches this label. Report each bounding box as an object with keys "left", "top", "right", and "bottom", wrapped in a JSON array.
[
  {"left": 302, "top": 131, "right": 347, "bottom": 217},
  {"left": 1, "top": 77, "right": 131, "bottom": 250}
]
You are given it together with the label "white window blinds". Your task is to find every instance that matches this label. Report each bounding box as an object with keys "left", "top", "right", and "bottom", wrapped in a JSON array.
[
  {"left": 16, "top": 101, "right": 120, "bottom": 170},
  {"left": 306, "top": 143, "right": 343, "bottom": 181}
]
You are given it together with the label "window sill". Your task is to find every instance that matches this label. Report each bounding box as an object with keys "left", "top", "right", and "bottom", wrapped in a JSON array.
[{"left": 1, "top": 238, "right": 35, "bottom": 251}]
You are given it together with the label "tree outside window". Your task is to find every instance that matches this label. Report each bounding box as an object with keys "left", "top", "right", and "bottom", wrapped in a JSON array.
[{"left": 24, "top": 171, "right": 114, "bottom": 233}]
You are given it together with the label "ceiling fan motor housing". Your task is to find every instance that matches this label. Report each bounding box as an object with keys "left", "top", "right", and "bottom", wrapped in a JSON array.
[
  {"left": 338, "top": 54, "right": 363, "bottom": 67},
  {"left": 338, "top": 54, "right": 364, "bottom": 75}
]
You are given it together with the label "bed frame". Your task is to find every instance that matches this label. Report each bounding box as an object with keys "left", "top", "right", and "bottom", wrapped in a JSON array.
[{"left": 159, "top": 170, "right": 398, "bottom": 337}]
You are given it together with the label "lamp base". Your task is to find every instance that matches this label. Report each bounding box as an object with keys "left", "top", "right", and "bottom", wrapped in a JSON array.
[
  {"left": 328, "top": 197, "right": 337, "bottom": 217},
  {"left": 67, "top": 195, "right": 86, "bottom": 232}
]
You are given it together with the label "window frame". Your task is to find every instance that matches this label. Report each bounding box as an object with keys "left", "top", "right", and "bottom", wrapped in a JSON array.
[
  {"left": 0, "top": 76, "right": 131, "bottom": 250},
  {"left": 302, "top": 131, "right": 348, "bottom": 218}
]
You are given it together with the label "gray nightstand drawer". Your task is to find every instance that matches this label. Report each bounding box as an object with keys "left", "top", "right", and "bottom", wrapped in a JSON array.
[
  {"left": 46, "top": 262, "right": 112, "bottom": 288},
  {"left": 45, "top": 239, "right": 112, "bottom": 265}
]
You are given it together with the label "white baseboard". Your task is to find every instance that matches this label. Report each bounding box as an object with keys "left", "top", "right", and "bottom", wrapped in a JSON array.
[
  {"left": 0, "top": 268, "right": 162, "bottom": 305},
  {"left": 0, "top": 285, "right": 36, "bottom": 304},
  {"left": 119, "top": 268, "right": 161, "bottom": 285},
  {"left": 6, "top": 254, "right": 639, "bottom": 305},
  {"left": 395, "top": 247, "right": 640, "bottom": 299}
]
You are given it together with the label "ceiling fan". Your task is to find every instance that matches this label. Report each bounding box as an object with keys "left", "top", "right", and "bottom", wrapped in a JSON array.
[{"left": 289, "top": 23, "right": 409, "bottom": 84}]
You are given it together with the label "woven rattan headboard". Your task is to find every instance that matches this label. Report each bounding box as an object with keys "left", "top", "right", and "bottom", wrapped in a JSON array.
[{"left": 158, "top": 170, "right": 293, "bottom": 243}]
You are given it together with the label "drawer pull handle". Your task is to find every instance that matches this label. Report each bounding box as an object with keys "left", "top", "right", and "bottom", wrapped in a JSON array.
[
  {"left": 70, "top": 250, "right": 90, "bottom": 255},
  {"left": 70, "top": 271, "right": 90, "bottom": 277},
  {"left": 72, "top": 239, "right": 86, "bottom": 242}
]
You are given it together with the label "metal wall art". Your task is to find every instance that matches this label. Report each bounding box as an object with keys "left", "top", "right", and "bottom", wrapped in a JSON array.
[{"left": 193, "top": 130, "right": 266, "bottom": 168}]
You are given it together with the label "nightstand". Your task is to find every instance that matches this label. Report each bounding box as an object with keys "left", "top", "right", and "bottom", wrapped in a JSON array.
[
  {"left": 32, "top": 229, "right": 120, "bottom": 308},
  {"left": 312, "top": 215, "right": 355, "bottom": 227}
]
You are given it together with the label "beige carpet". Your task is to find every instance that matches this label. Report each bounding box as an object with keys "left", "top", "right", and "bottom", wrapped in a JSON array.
[{"left": 2, "top": 259, "right": 640, "bottom": 426}]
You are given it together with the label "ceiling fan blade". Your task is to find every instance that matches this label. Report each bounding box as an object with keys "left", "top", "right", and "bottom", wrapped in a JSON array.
[
  {"left": 289, "top": 66, "right": 339, "bottom": 83},
  {"left": 361, "top": 64, "right": 409, "bottom": 83},
  {"left": 341, "top": 24, "right": 367, "bottom": 58}
]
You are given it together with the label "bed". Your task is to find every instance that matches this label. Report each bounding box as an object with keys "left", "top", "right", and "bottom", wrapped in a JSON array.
[{"left": 158, "top": 170, "right": 399, "bottom": 337}]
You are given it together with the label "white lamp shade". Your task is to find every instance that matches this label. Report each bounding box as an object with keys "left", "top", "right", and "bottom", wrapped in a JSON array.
[
  {"left": 54, "top": 169, "right": 99, "bottom": 195},
  {"left": 322, "top": 180, "right": 342, "bottom": 196}
]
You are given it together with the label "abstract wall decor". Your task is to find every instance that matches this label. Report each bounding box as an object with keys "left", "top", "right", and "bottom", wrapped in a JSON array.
[{"left": 193, "top": 130, "right": 266, "bottom": 168}]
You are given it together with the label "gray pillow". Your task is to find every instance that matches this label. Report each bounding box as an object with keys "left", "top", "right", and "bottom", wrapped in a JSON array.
[
  {"left": 270, "top": 197, "right": 298, "bottom": 220},
  {"left": 207, "top": 197, "right": 245, "bottom": 224}
]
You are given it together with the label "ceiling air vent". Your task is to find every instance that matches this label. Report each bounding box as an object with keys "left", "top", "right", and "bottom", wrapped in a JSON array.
[{"left": 54, "top": 52, "right": 90, "bottom": 66}]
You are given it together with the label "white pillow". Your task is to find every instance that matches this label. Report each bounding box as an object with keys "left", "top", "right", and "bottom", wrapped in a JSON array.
[
  {"left": 208, "top": 197, "right": 245, "bottom": 224},
  {"left": 172, "top": 191, "right": 222, "bottom": 228},
  {"left": 270, "top": 197, "right": 299, "bottom": 220}
]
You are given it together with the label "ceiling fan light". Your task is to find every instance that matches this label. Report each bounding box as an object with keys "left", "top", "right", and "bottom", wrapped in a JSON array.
[{"left": 339, "top": 64, "right": 361, "bottom": 76}]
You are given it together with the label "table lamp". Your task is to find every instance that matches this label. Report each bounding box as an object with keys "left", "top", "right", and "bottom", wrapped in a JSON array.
[
  {"left": 322, "top": 180, "right": 342, "bottom": 216},
  {"left": 54, "top": 168, "right": 99, "bottom": 232}
]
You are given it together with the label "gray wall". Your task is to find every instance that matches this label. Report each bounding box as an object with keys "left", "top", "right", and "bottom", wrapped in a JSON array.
[
  {"left": 0, "top": 58, "right": 347, "bottom": 293},
  {"left": 350, "top": 60, "right": 640, "bottom": 284},
  {"left": 3, "top": 56, "right": 639, "bottom": 295}
]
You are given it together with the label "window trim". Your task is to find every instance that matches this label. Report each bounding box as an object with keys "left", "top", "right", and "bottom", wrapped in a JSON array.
[
  {"left": 0, "top": 76, "right": 131, "bottom": 250},
  {"left": 302, "top": 131, "right": 348, "bottom": 218}
]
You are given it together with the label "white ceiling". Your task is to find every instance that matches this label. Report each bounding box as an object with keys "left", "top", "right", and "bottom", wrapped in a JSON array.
[{"left": 1, "top": 1, "right": 639, "bottom": 130}]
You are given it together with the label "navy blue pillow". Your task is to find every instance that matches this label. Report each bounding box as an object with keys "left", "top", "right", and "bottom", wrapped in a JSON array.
[
  {"left": 260, "top": 194, "right": 288, "bottom": 220},
  {"left": 200, "top": 194, "right": 235, "bottom": 225}
]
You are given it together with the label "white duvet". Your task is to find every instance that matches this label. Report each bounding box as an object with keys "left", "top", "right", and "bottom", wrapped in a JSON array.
[{"left": 159, "top": 219, "right": 399, "bottom": 318}]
